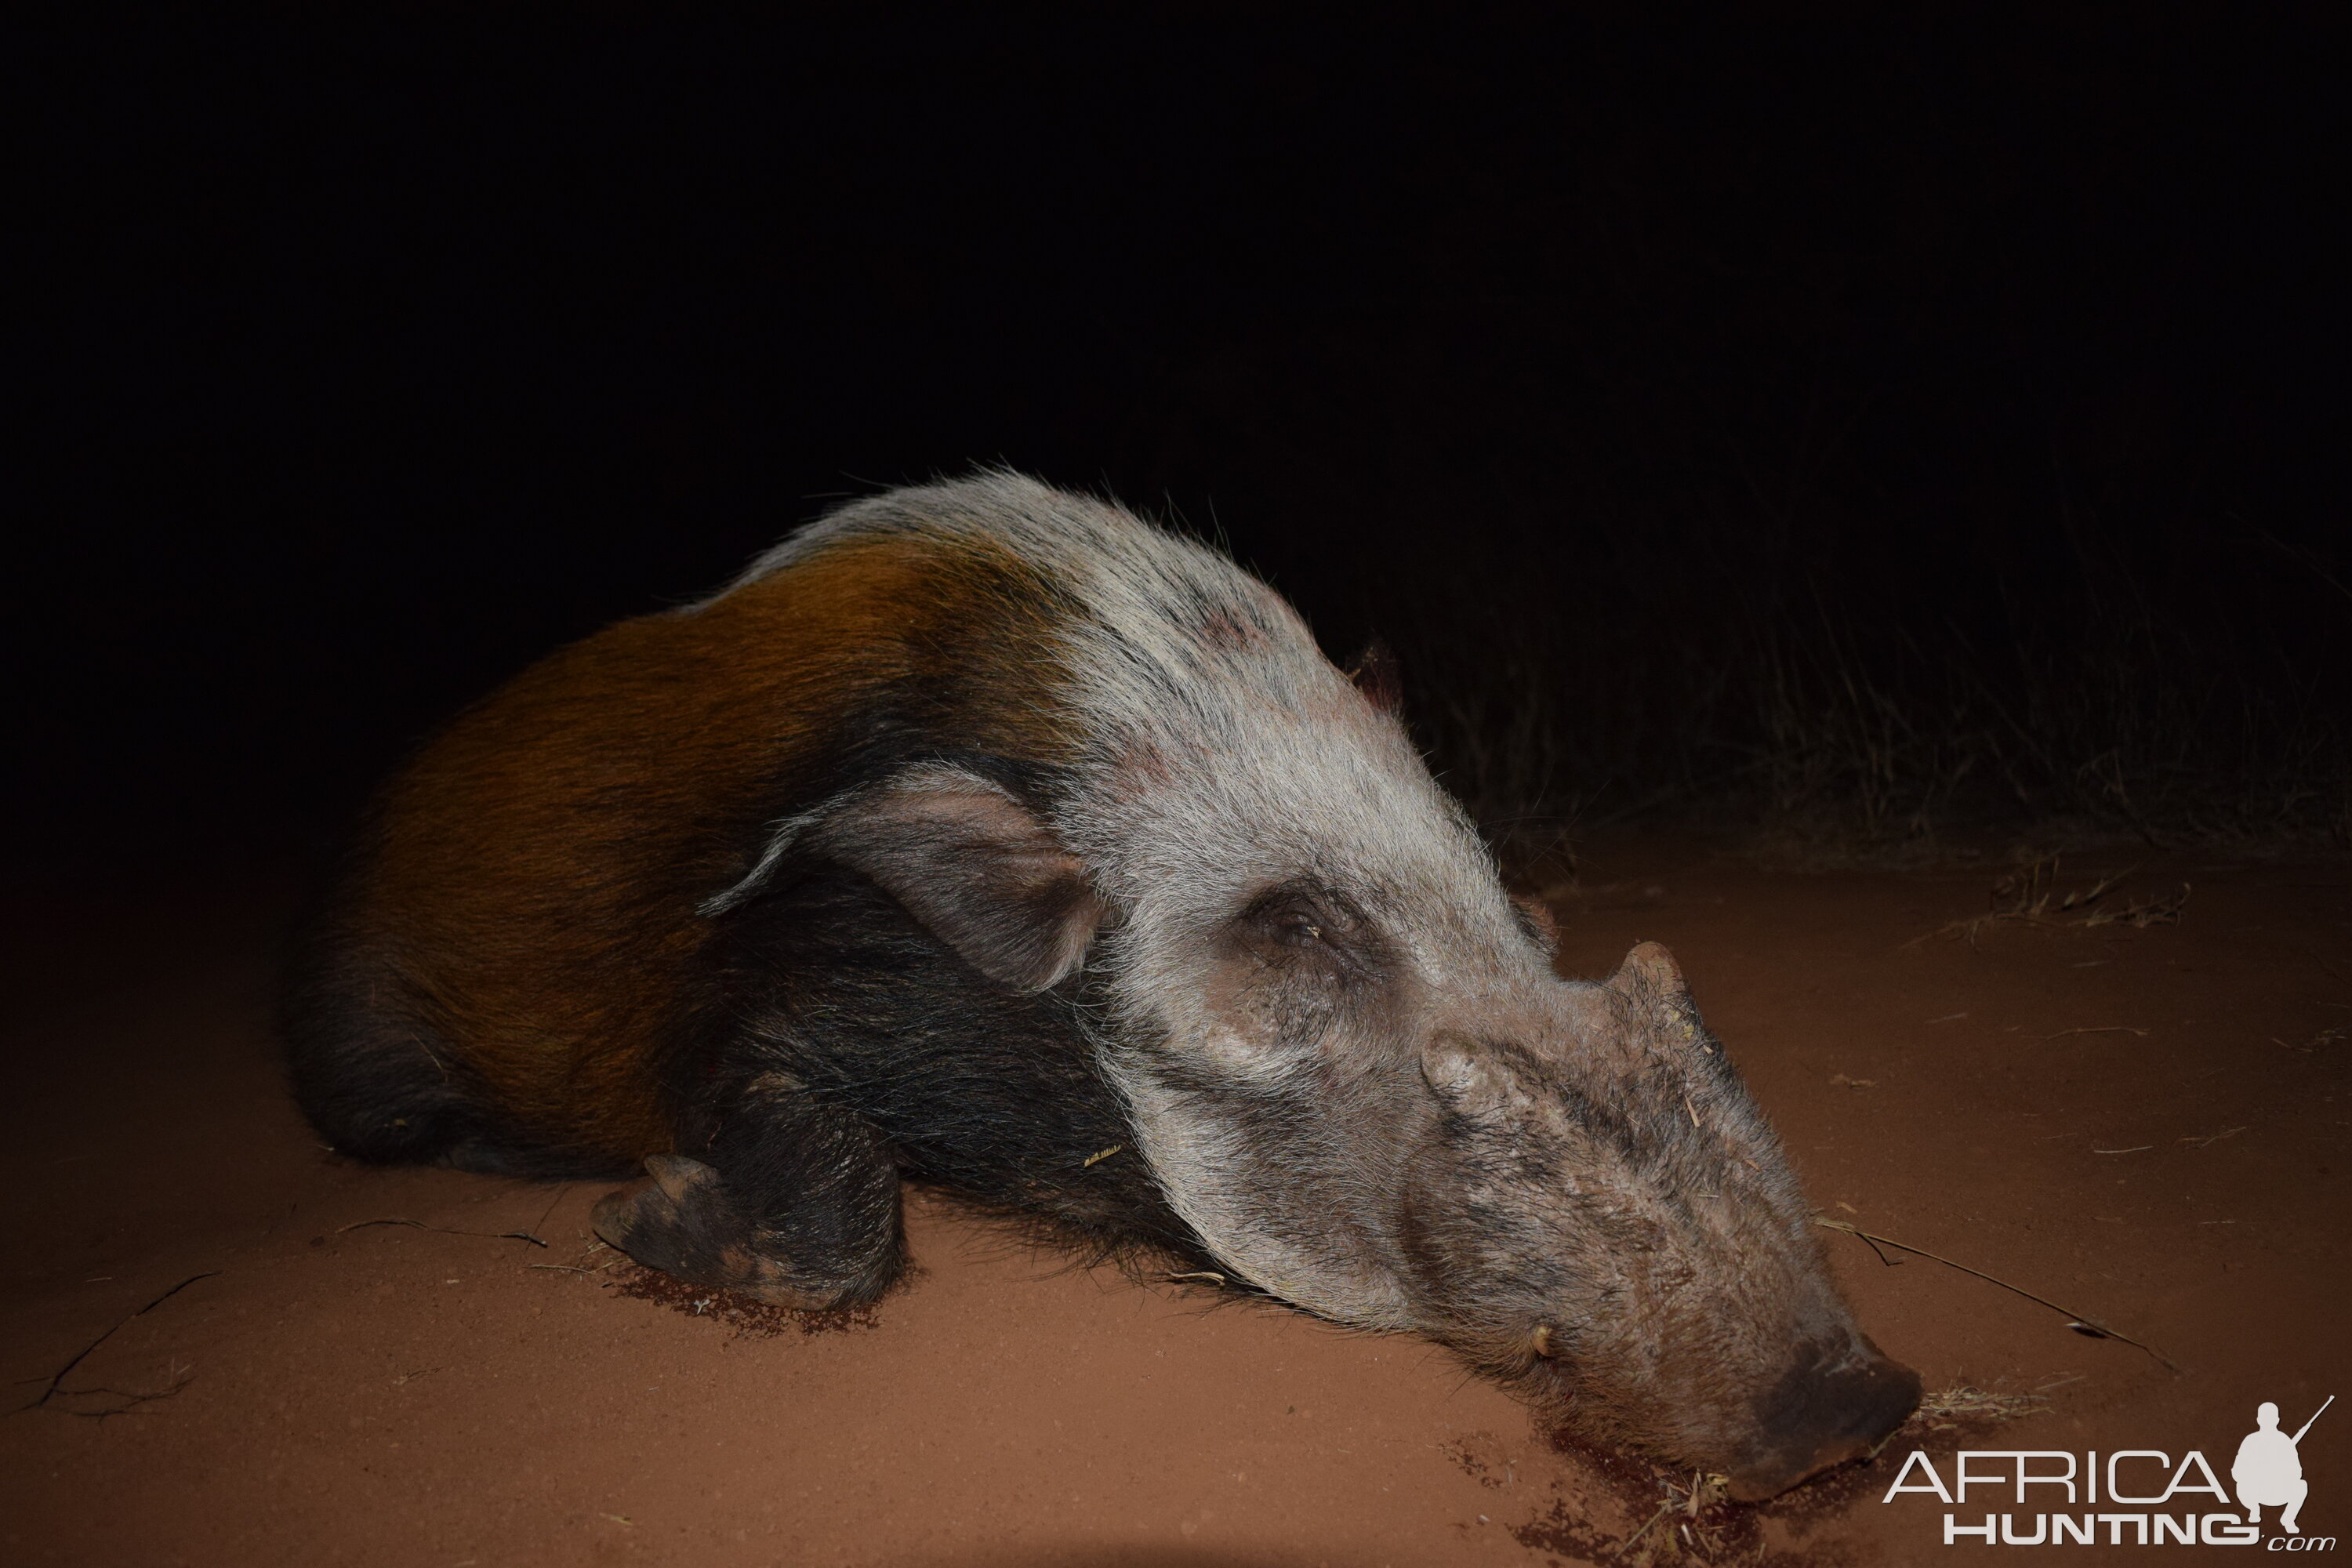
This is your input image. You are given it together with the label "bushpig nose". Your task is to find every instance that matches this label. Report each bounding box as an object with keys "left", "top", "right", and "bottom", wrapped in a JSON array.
[{"left": 1725, "top": 1338, "right": 1921, "bottom": 1502}]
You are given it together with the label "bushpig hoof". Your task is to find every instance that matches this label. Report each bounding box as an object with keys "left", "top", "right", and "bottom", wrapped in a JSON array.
[
  {"left": 1725, "top": 1339, "right": 1922, "bottom": 1501},
  {"left": 592, "top": 1154, "right": 867, "bottom": 1311}
]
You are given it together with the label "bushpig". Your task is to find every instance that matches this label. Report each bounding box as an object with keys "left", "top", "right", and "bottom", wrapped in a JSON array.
[{"left": 285, "top": 472, "right": 1917, "bottom": 1498}]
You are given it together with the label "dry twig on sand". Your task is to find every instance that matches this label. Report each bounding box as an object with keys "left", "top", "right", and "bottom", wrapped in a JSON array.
[
  {"left": 1609, "top": 1499, "right": 1673, "bottom": 1559},
  {"left": 1814, "top": 1217, "right": 2177, "bottom": 1371},
  {"left": 336, "top": 1217, "right": 550, "bottom": 1247},
  {"left": 13, "top": 1272, "right": 219, "bottom": 1417},
  {"left": 1609, "top": 1468, "right": 1732, "bottom": 1561}
]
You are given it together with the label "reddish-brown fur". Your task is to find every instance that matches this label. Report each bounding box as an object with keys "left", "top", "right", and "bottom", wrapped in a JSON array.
[{"left": 335, "top": 533, "right": 1084, "bottom": 1160}]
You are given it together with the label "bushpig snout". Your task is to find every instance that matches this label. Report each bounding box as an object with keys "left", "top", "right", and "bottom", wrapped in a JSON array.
[{"left": 1725, "top": 1338, "right": 1921, "bottom": 1501}]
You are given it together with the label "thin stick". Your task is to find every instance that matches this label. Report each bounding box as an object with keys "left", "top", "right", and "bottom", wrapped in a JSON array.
[
  {"left": 532, "top": 1184, "right": 571, "bottom": 1237},
  {"left": 1814, "top": 1218, "right": 2176, "bottom": 1371},
  {"left": 2042, "top": 1026, "right": 2150, "bottom": 1040},
  {"left": 50, "top": 1374, "right": 195, "bottom": 1418},
  {"left": 14, "top": 1272, "right": 219, "bottom": 1415},
  {"left": 1610, "top": 1500, "right": 1673, "bottom": 1559},
  {"left": 336, "top": 1218, "right": 549, "bottom": 1248},
  {"left": 1849, "top": 1230, "right": 1907, "bottom": 1268}
]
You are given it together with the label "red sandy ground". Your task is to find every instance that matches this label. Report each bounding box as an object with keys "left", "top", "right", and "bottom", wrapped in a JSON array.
[{"left": 4, "top": 840, "right": 2346, "bottom": 1566}]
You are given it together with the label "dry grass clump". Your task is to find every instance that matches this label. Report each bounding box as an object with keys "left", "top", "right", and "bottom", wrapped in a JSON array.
[
  {"left": 1926, "top": 855, "right": 2190, "bottom": 946},
  {"left": 1911, "top": 1385, "right": 2052, "bottom": 1432},
  {"left": 1983, "top": 856, "right": 2190, "bottom": 927}
]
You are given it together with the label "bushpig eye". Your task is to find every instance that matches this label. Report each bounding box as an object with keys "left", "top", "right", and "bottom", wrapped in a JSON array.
[
  {"left": 1238, "top": 886, "right": 1341, "bottom": 948},
  {"left": 1531, "top": 1323, "right": 1559, "bottom": 1358},
  {"left": 1225, "top": 881, "right": 1393, "bottom": 985}
]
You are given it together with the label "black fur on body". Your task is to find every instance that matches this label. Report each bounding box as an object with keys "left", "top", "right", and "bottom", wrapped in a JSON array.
[{"left": 683, "top": 862, "right": 1210, "bottom": 1292}]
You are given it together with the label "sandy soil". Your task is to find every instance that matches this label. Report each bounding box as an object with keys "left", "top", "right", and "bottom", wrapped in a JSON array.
[{"left": 4, "top": 840, "right": 2346, "bottom": 1566}]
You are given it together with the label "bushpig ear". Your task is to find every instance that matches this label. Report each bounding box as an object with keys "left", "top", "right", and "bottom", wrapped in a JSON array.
[
  {"left": 1345, "top": 637, "right": 1404, "bottom": 717},
  {"left": 1605, "top": 942, "right": 1706, "bottom": 1039},
  {"left": 810, "top": 766, "right": 1106, "bottom": 992},
  {"left": 1605, "top": 941, "right": 1688, "bottom": 1003}
]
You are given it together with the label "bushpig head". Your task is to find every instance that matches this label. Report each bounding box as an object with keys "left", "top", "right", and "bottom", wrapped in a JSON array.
[
  {"left": 1405, "top": 942, "right": 1919, "bottom": 1497},
  {"left": 1073, "top": 793, "right": 1919, "bottom": 1498}
]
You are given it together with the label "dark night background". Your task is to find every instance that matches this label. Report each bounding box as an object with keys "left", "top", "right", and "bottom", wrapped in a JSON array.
[{"left": 14, "top": 16, "right": 2349, "bottom": 874}]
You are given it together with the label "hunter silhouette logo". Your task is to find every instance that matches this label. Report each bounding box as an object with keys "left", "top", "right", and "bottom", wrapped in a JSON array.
[
  {"left": 2238, "top": 1397, "right": 2330, "bottom": 1537},
  {"left": 1880, "top": 1395, "right": 2333, "bottom": 1548}
]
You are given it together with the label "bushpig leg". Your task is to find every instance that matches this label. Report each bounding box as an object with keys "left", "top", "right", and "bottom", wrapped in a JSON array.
[{"left": 592, "top": 1073, "right": 903, "bottom": 1309}]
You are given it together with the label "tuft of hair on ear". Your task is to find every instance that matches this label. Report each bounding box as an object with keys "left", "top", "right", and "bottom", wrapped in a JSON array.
[
  {"left": 1345, "top": 637, "right": 1404, "bottom": 718},
  {"left": 1510, "top": 893, "right": 1559, "bottom": 953}
]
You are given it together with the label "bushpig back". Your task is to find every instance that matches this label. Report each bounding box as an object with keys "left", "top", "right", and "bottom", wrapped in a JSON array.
[{"left": 287, "top": 521, "right": 1091, "bottom": 1167}]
